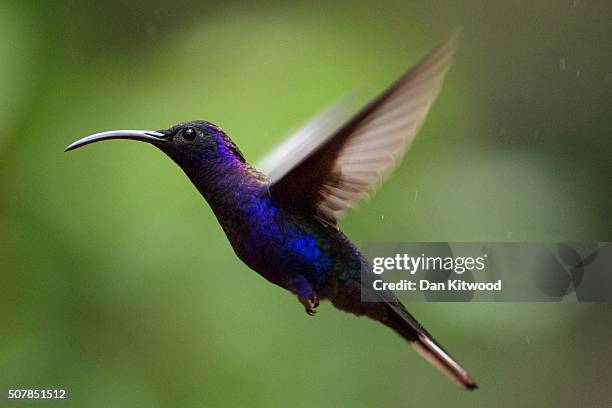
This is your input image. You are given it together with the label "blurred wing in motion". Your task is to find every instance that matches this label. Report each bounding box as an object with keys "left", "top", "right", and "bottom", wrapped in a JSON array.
[
  {"left": 265, "top": 34, "right": 457, "bottom": 225},
  {"left": 257, "top": 93, "right": 362, "bottom": 181}
]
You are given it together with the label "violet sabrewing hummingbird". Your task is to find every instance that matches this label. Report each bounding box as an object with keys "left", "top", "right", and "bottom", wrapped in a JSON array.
[{"left": 66, "top": 35, "right": 477, "bottom": 390}]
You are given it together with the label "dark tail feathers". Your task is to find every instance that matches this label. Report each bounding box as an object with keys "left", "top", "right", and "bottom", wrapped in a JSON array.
[{"left": 383, "top": 302, "right": 478, "bottom": 390}]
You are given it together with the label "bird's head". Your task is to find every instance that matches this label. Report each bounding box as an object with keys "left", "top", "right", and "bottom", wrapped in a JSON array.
[{"left": 65, "top": 120, "right": 246, "bottom": 171}]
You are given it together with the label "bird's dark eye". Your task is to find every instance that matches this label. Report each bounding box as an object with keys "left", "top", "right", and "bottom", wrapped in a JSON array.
[{"left": 182, "top": 127, "right": 197, "bottom": 142}]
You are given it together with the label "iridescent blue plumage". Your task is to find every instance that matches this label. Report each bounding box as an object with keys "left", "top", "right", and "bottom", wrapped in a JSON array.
[{"left": 157, "top": 122, "right": 363, "bottom": 304}]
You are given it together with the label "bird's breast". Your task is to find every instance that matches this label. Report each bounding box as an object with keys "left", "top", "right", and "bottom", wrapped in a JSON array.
[{"left": 218, "top": 195, "right": 359, "bottom": 293}]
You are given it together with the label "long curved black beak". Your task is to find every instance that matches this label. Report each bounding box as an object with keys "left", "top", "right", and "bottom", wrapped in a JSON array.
[{"left": 64, "top": 130, "right": 166, "bottom": 152}]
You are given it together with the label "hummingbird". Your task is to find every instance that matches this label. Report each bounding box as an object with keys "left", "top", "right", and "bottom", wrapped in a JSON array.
[{"left": 66, "top": 35, "right": 477, "bottom": 390}]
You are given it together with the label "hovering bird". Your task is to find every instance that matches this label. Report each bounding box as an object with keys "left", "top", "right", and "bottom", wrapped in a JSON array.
[{"left": 66, "top": 35, "right": 477, "bottom": 390}]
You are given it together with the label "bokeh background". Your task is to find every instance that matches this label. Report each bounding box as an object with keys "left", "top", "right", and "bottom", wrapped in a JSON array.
[{"left": 1, "top": 0, "right": 611, "bottom": 407}]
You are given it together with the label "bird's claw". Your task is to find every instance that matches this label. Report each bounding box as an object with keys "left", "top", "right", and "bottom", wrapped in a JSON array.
[{"left": 299, "top": 293, "right": 319, "bottom": 316}]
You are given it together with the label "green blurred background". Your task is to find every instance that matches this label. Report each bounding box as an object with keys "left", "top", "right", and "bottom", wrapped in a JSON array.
[{"left": 1, "top": 0, "right": 611, "bottom": 407}]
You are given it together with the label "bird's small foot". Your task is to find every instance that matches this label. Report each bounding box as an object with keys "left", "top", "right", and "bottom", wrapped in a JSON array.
[{"left": 299, "top": 293, "right": 319, "bottom": 316}]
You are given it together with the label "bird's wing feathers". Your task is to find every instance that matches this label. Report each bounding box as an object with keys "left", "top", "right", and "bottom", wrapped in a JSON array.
[
  {"left": 257, "top": 95, "right": 360, "bottom": 181},
  {"left": 265, "top": 35, "right": 457, "bottom": 225}
]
